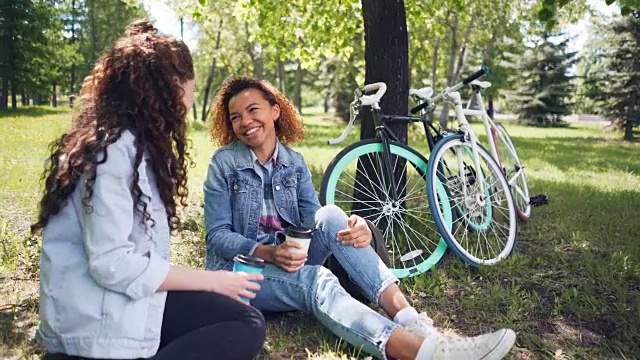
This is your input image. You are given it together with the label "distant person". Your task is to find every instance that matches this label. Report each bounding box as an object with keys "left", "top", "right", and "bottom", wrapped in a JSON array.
[
  {"left": 33, "top": 20, "right": 265, "bottom": 360},
  {"left": 204, "top": 76, "right": 517, "bottom": 360}
]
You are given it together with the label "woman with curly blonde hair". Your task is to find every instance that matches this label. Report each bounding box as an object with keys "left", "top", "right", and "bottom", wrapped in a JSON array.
[
  {"left": 35, "top": 21, "right": 265, "bottom": 360},
  {"left": 204, "top": 76, "right": 516, "bottom": 360}
]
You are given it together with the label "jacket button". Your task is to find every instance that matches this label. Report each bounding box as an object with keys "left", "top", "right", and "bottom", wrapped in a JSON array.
[
  {"left": 275, "top": 185, "right": 281, "bottom": 191},
  {"left": 279, "top": 207, "right": 284, "bottom": 212}
]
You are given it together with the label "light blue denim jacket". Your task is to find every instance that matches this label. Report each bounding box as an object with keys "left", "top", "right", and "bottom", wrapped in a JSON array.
[
  {"left": 38, "top": 130, "right": 171, "bottom": 358},
  {"left": 204, "top": 140, "right": 321, "bottom": 270}
]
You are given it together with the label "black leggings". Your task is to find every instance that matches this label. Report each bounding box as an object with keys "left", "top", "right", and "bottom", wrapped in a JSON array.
[{"left": 43, "top": 291, "right": 266, "bottom": 360}]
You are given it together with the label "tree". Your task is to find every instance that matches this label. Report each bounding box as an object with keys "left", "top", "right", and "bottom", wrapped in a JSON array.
[
  {"left": 361, "top": 0, "right": 409, "bottom": 141},
  {"left": 573, "top": 18, "right": 610, "bottom": 115},
  {"left": 510, "top": 34, "right": 577, "bottom": 125},
  {"left": 0, "top": 0, "right": 74, "bottom": 109},
  {"left": 78, "top": 0, "right": 146, "bottom": 83},
  {"left": 352, "top": 0, "right": 409, "bottom": 222},
  {"left": 596, "top": 13, "right": 640, "bottom": 140}
]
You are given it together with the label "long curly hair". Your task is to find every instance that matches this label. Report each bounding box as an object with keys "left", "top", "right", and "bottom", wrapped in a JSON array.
[
  {"left": 31, "top": 19, "right": 194, "bottom": 234},
  {"left": 209, "top": 76, "right": 304, "bottom": 146}
]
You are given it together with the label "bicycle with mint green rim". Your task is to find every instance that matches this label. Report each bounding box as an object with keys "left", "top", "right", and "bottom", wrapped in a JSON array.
[
  {"left": 319, "top": 83, "right": 452, "bottom": 279},
  {"left": 411, "top": 67, "right": 518, "bottom": 266}
]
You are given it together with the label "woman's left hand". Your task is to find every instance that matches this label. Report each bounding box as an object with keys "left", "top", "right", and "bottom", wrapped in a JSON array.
[{"left": 337, "top": 215, "right": 372, "bottom": 248}]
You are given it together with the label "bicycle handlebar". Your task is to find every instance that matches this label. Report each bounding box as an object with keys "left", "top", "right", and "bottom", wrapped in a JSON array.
[
  {"left": 462, "top": 65, "right": 489, "bottom": 85},
  {"left": 360, "top": 82, "right": 387, "bottom": 109},
  {"left": 328, "top": 99, "right": 358, "bottom": 145},
  {"left": 410, "top": 66, "right": 489, "bottom": 114},
  {"left": 328, "top": 82, "right": 387, "bottom": 145}
]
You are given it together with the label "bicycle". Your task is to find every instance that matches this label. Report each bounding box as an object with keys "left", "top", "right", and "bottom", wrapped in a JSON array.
[
  {"left": 319, "top": 83, "right": 452, "bottom": 278},
  {"left": 412, "top": 79, "right": 531, "bottom": 220},
  {"left": 410, "top": 67, "right": 519, "bottom": 266}
]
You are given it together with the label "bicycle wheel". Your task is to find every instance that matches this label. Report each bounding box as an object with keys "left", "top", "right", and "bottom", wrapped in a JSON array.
[
  {"left": 320, "top": 139, "right": 451, "bottom": 278},
  {"left": 491, "top": 123, "right": 531, "bottom": 221},
  {"left": 426, "top": 134, "right": 517, "bottom": 266}
]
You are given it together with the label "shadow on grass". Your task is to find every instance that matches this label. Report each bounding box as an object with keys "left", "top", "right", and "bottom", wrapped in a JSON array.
[
  {"left": 0, "top": 106, "right": 69, "bottom": 119},
  {"left": 401, "top": 177, "right": 640, "bottom": 358},
  {"left": 0, "top": 296, "right": 44, "bottom": 358}
]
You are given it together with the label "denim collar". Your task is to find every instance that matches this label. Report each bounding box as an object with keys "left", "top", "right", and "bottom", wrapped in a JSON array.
[{"left": 231, "top": 138, "right": 293, "bottom": 170}]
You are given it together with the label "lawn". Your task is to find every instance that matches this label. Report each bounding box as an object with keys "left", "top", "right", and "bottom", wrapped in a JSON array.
[{"left": 1, "top": 106, "right": 639, "bottom": 359}]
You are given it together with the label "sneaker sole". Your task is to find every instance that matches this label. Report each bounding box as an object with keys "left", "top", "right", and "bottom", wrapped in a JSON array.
[{"left": 481, "top": 329, "right": 516, "bottom": 360}]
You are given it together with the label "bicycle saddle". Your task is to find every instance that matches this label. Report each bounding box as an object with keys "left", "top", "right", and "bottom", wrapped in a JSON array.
[
  {"left": 470, "top": 80, "right": 491, "bottom": 88},
  {"left": 409, "top": 87, "right": 434, "bottom": 100}
]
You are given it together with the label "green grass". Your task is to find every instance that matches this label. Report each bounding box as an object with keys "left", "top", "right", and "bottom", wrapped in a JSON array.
[{"left": 1, "top": 106, "right": 639, "bottom": 359}]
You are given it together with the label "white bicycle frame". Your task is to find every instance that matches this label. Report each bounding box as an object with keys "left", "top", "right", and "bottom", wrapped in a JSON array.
[{"left": 461, "top": 88, "right": 525, "bottom": 190}]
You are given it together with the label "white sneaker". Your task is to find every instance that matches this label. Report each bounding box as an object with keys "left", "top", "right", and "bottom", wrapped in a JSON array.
[
  {"left": 404, "top": 312, "right": 437, "bottom": 338},
  {"left": 432, "top": 328, "right": 516, "bottom": 360}
]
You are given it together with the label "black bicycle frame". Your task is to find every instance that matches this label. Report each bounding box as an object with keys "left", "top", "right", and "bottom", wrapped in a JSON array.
[{"left": 367, "top": 108, "right": 441, "bottom": 203}]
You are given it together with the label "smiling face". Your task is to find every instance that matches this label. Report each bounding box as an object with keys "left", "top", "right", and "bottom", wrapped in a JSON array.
[{"left": 228, "top": 88, "right": 281, "bottom": 159}]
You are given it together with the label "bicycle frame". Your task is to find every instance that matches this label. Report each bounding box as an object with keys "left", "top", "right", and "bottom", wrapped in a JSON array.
[
  {"left": 367, "top": 108, "right": 434, "bottom": 204},
  {"left": 462, "top": 89, "right": 525, "bottom": 189}
]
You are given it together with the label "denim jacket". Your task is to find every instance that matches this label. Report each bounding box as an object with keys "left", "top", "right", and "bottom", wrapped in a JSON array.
[
  {"left": 204, "top": 140, "right": 321, "bottom": 270},
  {"left": 38, "top": 130, "right": 170, "bottom": 358}
]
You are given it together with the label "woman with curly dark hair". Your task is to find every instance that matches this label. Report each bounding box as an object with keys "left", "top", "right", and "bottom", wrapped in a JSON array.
[
  {"left": 204, "top": 76, "right": 516, "bottom": 360},
  {"left": 35, "top": 21, "right": 265, "bottom": 360}
]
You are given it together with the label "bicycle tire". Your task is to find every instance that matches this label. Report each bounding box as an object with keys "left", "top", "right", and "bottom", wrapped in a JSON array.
[
  {"left": 426, "top": 134, "right": 518, "bottom": 266},
  {"left": 491, "top": 123, "right": 531, "bottom": 221},
  {"left": 320, "top": 139, "right": 450, "bottom": 278}
]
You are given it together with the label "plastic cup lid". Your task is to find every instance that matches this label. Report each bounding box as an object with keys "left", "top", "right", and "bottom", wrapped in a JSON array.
[
  {"left": 285, "top": 226, "right": 314, "bottom": 239},
  {"left": 233, "top": 255, "right": 265, "bottom": 268}
]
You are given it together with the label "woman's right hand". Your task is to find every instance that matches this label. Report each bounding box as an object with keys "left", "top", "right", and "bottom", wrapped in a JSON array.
[
  {"left": 205, "top": 270, "right": 263, "bottom": 303},
  {"left": 271, "top": 241, "right": 307, "bottom": 272}
]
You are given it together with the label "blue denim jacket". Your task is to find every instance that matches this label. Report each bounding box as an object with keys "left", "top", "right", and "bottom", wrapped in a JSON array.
[
  {"left": 38, "top": 130, "right": 170, "bottom": 358},
  {"left": 204, "top": 140, "right": 321, "bottom": 270}
]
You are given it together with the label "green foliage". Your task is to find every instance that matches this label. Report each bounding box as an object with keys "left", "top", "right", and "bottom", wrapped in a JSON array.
[
  {"left": 0, "top": 0, "right": 147, "bottom": 110},
  {"left": 585, "top": 14, "right": 640, "bottom": 140},
  {"left": 538, "top": 0, "right": 631, "bottom": 27},
  {"left": 509, "top": 34, "right": 577, "bottom": 126},
  {"left": 76, "top": 0, "right": 147, "bottom": 82}
]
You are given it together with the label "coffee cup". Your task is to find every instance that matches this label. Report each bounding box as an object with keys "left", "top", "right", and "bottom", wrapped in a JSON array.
[
  {"left": 232, "top": 254, "right": 265, "bottom": 303},
  {"left": 283, "top": 226, "right": 313, "bottom": 254}
]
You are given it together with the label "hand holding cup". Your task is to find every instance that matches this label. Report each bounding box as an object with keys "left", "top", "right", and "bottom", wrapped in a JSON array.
[
  {"left": 207, "top": 269, "right": 263, "bottom": 304},
  {"left": 271, "top": 241, "right": 307, "bottom": 272}
]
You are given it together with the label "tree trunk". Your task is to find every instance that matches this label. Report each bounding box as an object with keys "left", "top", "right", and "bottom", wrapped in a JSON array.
[
  {"left": 487, "top": 97, "right": 495, "bottom": 119},
  {"left": 624, "top": 121, "right": 634, "bottom": 141},
  {"left": 357, "top": 0, "right": 409, "bottom": 222},
  {"left": 0, "top": 77, "right": 7, "bottom": 110},
  {"left": 70, "top": 0, "right": 77, "bottom": 96},
  {"left": 11, "top": 82, "right": 17, "bottom": 110},
  {"left": 293, "top": 61, "right": 303, "bottom": 114},
  {"left": 200, "top": 19, "right": 223, "bottom": 122},
  {"left": 52, "top": 81, "right": 58, "bottom": 107},
  {"left": 483, "top": 31, "right": 497, "bottom": 65},
  {"left": 431, "top": 37, "right": 441, "bottom": 91},
  {"left": 245, "top": 22, "right": 264, "bottom": 78},
  {"left": 277, "top": 59, "right": 287, "bottom": 95},
  {"left": 440, "top": 12, "right": 459, "bottom": 129},
  {"left": 88, "top": 0, "right": 98, "bottom": 64},
  {"left": 452, "top": 14, "right": 476, "bottom": 81}
]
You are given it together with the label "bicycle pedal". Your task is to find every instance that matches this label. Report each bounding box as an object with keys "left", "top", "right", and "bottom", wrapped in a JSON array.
[{"left": 529, "top": 194, "right": 549, "bottom": 207}]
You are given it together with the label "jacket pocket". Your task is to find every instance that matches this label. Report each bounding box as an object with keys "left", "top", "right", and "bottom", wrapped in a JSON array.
[
  {"left": 228, "top": 176, "right": 250, "bottom": 215},
  {"left": 283, "top": 176, "right": 300, "bottom": 223},
  {"left": 101, "top": 290, "right": 149, "bottom": 340}
]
